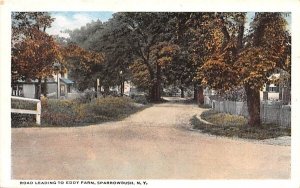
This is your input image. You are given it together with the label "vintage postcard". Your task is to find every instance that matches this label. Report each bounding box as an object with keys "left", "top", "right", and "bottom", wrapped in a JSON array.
[{"left": 1, "top": 0, "right": 300, "bottom": 188}]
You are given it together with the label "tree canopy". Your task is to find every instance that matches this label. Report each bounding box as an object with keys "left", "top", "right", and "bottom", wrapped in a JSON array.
[
  {"left": 198, "top": 12, "right": 290, "bottom": 126},
  {"left": 12, "top": 12, "right": 58, "bottom": 81}
]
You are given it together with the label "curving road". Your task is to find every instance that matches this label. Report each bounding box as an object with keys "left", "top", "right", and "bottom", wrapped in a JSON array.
[{"left": 12, "top": 97, "right": 290, "bottom": 179}]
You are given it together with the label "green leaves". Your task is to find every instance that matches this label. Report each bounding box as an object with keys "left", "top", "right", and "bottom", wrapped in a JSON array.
[{"left": 62, "top": 44, "right": 105, "bottom": 91}]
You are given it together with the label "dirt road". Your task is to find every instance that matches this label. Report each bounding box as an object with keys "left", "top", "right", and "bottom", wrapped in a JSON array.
[{"left": 12, "top": 98, "right": 290, "bottom": 179}]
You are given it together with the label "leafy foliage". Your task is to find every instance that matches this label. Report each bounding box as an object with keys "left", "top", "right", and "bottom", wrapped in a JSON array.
[
  {"left": 62, "top": 44, "right": 105, "bottom": 91},
  {"left": 11, "top": 12, "right": 60, "bottom": 82},
  {"left": 12, "top": 28, "right": 62, "bottom": 81},
  {"left": 196, "top": 13, "right": 290, "bottom": 126},
  {"left": 41, "top": 97, "right": 143, "bottom": 126}
]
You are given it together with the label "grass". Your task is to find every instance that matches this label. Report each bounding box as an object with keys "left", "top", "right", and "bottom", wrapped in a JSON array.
[
  {"left": 11, "top": 98, "right": 39, "bottom": 127},
  {"left": 198, "top": 104, "right": 212, "bottom": 109},
  {"left": 190, "top": 110, "right": 291, "bottom": 140},
  {"left": 11, "top": 114, "right": 40, "bottom": 127},
  {"left": 12, "top": 96, "right": 148, "bottom": 127}
]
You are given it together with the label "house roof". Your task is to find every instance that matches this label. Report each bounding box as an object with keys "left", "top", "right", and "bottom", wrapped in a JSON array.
[
  {"left": 268, "top": 73, "right": 280, "bottom": 81},
  {"left": 60, "top": 78, "right": 74, "bottom": 84}
]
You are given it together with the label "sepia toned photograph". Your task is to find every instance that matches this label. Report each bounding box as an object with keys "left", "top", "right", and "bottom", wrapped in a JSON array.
[{"left": 1, "top": 1, "right": 300, "bottom": 187}]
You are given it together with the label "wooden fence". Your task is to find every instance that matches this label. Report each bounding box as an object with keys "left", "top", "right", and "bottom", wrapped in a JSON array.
[
  {"left": 11, "top": 96, "right": 41, "bottom": 125},
  {"left": 204, "top": 96, "right": 291, "bottom": 127}
]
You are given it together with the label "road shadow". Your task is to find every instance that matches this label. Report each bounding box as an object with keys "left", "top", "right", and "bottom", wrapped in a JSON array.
[{"left": 162, "top": 97, "right": 195, "bottom": 104}]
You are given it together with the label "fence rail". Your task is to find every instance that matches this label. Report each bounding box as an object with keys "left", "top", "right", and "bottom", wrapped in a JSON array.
[
  {"left": 11, "top": 96, "right": 41, "bottom": 125},
  {"left": 204, "top": 96, "right": 291, "bottom": 127}
]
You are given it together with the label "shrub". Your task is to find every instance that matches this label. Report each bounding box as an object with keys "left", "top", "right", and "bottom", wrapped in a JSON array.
[
  {"left": 131, "top": 95, "right": 148, "bottom": 104},
  {"left": 42, "top": 99, "right": 81, "bottom": 126},
  {"left": 72, "top": 90, "right": 97, "bottom": 104},
  {"left": 41, "top": 97, "right": 143, "bottom": 126}
]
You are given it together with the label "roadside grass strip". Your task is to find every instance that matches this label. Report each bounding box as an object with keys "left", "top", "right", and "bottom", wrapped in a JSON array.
[{"left": 190, "top": 110, "right": 291, "bottom": 140}]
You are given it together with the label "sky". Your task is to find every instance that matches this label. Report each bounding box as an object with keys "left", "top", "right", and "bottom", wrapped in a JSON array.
[
  {"left": 46, "top": 12, "right": 291, "bottom": 38},
  {"left": 47, "top": 11, "right": 114, "bottom": 37}
]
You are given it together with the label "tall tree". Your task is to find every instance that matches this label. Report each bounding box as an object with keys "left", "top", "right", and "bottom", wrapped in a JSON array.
[
  {"left": 113, "top": 12, "right": 175, "bottom": 101},
  {"left": 67, "top": 18, "right": 133, "bottom": 94},
  {"left": 198, "top": 12, "right": 290, "bottom": 127},
  {"left": 172, "top": 13, "right": 213, "bottom": 102},
  {"left": 11, "top": 12, "right": 61, "bottom": 98},
  {"left": 62, "top": 43, "right": 105, "bottom": 91}
]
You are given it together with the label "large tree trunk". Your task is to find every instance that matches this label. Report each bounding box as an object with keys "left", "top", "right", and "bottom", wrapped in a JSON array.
[
  {"left": 180, "top": 86, "right": 185, "bottom": 98},
  {"left": 94, "top": 80, "right": 98, "bottom": 98},
  {"left": 120, "top": 81, "right": 124, "bottom": 96},
  {"left": 150, "top": 83, "right": 161, "bottom": 102},
  {"left": 198, "top": 85, "right": 204, "bottom": 105},
  {"left": 103, "top": 85, "right": 109, "bottom": 97},
  {"left": 193, "top": 83, "right": 198, "bottom": 102},
  {"left": 149, "top": 81, "right": 161, "bottom": 102},
  {"left": 194, "top": 84, "right": 204, "bottom": 105},
  {"left": 42, "top": 78, "right": 48, "bottom": 97},
  {"left": 94, "top": 80, "right": 98, "bottom": 93},
  {"left": 36, "top": 78, "right": 42, "bottom": 99},
  {"left": 150, "top": 63, "right": 162, "bottom": 102},
  {"left": 245, "top": 85, "right": 261, "bottom": 127}
]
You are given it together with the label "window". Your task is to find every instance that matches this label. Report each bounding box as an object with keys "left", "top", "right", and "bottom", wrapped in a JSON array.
[
  {"left": 11, "top": 84, "right": 23, "bottom": 96},
  {"left": 268, "top": 84, "right": 279, "bottom": 93},
  {"left": 60, "top": 85, "right": 65, "bottom": 96},
  {"left": 67, "top": 85, "right": 71, "bottom": 93}
]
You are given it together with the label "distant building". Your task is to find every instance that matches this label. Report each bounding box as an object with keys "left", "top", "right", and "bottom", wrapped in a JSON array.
[
  {"left": 260, "top": 71, "right": 291, "bottom": 104},
  {"left": 11, "top": 71, "right": 74, "bottom": 99}
]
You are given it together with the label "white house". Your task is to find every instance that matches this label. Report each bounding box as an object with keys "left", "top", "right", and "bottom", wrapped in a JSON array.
[
  {"left": 11, "top": 71, "right": 74, "bottom": 99},
  {"left": 260, "top": 72, "right": 291, "bottom": 104}
]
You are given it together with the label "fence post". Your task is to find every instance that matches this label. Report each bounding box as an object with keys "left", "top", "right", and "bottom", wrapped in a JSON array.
[{"left": 36, "top": 101, "right": 41, "bottom": 125}]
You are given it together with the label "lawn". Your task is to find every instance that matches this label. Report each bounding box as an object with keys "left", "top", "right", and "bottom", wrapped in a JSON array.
[{"left": 190, "top": 110, "right": 291, "bottom": 140}]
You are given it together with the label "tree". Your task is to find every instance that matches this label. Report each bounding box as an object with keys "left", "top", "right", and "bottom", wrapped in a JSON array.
[
  {"left": 160, "top": 13, "right": 195, "bottom": 99},
  {"left": 11, "top": 12, "right": 62, "bottom": 98},
  {"left": 198, "top": 13, "right": 290, "bottom": 127},
  {"left": 62, "top": 43, "right": 105, "bottom": 91},
  {"left": 67, "top": 18, "right": 133, "bottom": 94},
  {"left": 86, "top": 17, "right": 134, "bottom": 95},
  {"left": 161, "top": 12, "right": 217, "bottom": 102},
  {"left": 172, "top": 13, "right": 214, "bottom": 102},
  {"left": 112, "top": 12, "right": 176, "bottom": 101}
]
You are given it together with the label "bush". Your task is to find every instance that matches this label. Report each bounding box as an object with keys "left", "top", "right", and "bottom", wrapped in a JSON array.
[
  {"left": 42, "top": 99, "right": 80, "bottom": 126},
  {"left": 72, "top": 90, "right": 97, "bottom": 104},
  {"left": 131, "top": 95, "right": 148, "bottom": 104},
  {"left": 83, "top": 97, "right": 137, "bottom": 122},
  {"left": 41, "top": 97, "right": 143, "bottom": 127}
]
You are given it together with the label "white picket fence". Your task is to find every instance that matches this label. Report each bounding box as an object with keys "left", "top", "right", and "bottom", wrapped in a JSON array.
[
  {"left": 206, "top": 98, "right": 291, "bottom": 127},
  {"left": 11, "top": 96, "right": 41, "bottom": 125}
]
